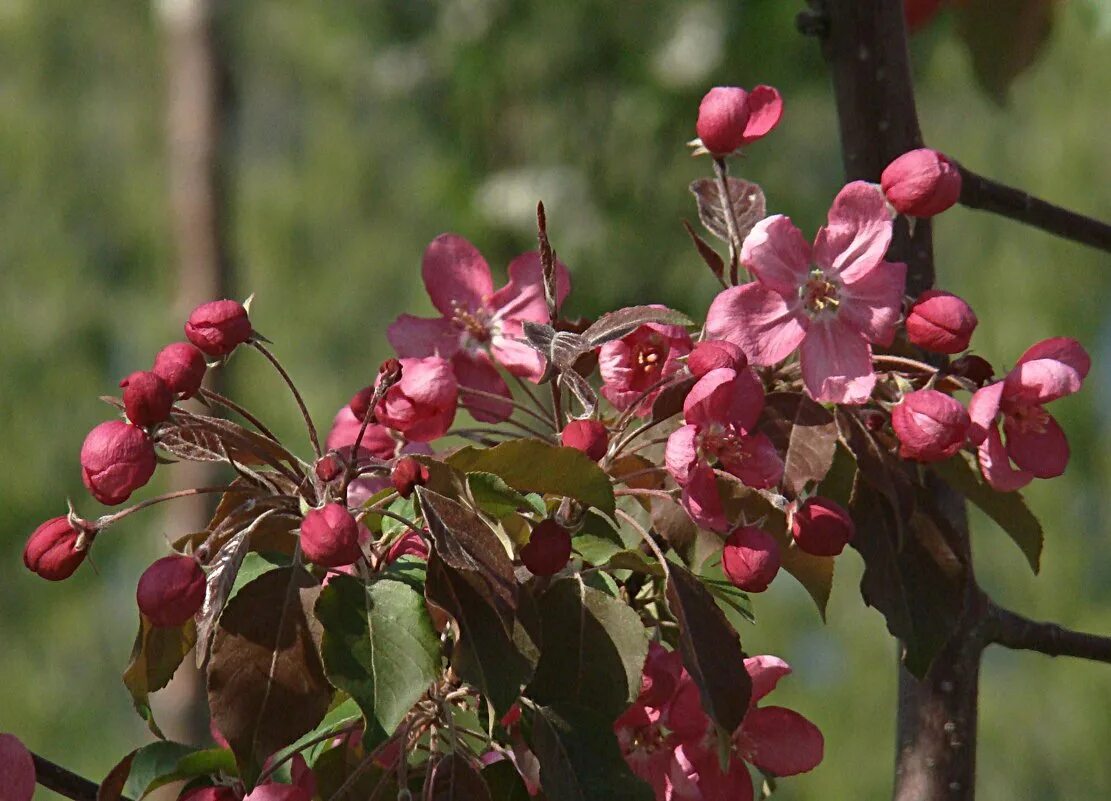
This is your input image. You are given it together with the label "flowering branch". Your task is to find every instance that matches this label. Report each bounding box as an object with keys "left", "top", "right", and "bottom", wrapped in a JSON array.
[
  {"left": 30, "top": 751, "right": 129, "bottom": 801},
  {"left": 957, "top": 165, "right": 1111, "bottom": 254},
  {"left": 987, "top": 603, "right": 1111, "bottom": 664}
]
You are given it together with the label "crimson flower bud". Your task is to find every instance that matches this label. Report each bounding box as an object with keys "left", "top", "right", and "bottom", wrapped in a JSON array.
[
  {"left": 120, "top": 370, "right": 174, "bottom": 427},
  {"left": 314, "top": 453, "right": 344, "bottom": 483},
  {"left": 349, "top": 385, "right": 375, "bottom": 421},
  {"left": 179, "top": 787, "right": 239, "bottom": 801},
  {"left": 379, "top": 357, "right": 403, "bottom": 385},
  {"left": 687, "top": 340, "right": 747, "bottom": 378},
  {"left": 891, "top": 389, "right": 970, "bottom": 463},
  {"left": 905, "top": 290, "right": 978, "bottom": 354},
  {"left": 722, "top": 525, "right": 781, "bottom": 593},
  {"left": 520, "top": 519, "right": 571, "bottom": 576},
  {"left": 880, "top": 148, "right": 962, "bottom": 217},
  {"left": 136, "top": 555, "right": 206, "bottom": 627},
  {"left": 386, "top": 530, "right": 429, "bottom": 563},
  {"left": 301, "top": 503, "right": 362, "bottom": 568},
  {"left": 792, "top": 497, "right": 854, "bottom": 557},
  {"left": 697, "top": 87, "right": 751, "bottom": 156},
  {"left": 0, "top": 734, "right": 35, "bottom": 801},
  {"left": 560, "top": 419, "right": 609, "bottom": 462},
  {"left": 391, "top": 457, "right": 429, "bottom": 499},
  {"left": 152, "top": 342, "right": 207, "bottom": 398},
  {"left": 184, "top": 300, "right": 252, "bottom": 357},
  {"left": 81, "top": 420, "right": 157, "bottom": 505},
  {"left": 949, "top": 354, "right": 994, "bottom": 387},
  {"left": 23, "top": 516, "right": 95, "bottom": 581}
]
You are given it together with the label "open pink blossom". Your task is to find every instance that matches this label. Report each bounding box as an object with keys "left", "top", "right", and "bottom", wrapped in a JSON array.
[
  {"left": 600, "top": 314, "right": 692, "bottom": 416},
  {"left": 665, "top": 367, "right": 782, "bottom": 531},
  {"left": 373, "top": 356, "right": 457, "bottom": 442},
  {"left": 695, "top": 86, "right": 784, "bottom": 157},
  {"left": 968, "top": 337, "right": 1089, "bottom": 491},
  {"left": 387, "top": 234, "right": 570, "bottom": 422},
  {"left": 705, "top": 182, "right": 906, "bottom": 404}
]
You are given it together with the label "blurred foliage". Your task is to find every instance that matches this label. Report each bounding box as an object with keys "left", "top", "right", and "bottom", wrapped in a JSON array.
[{"left": 1, "top": 1, "right": 1108, "bottom": 798}]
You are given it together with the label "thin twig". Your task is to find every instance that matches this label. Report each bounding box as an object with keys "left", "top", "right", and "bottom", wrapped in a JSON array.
[
  {"left": 986, "top": 603, "right": 1111, "bottom": 664},
  {"left": 96, "top": 485, "right": 241, "bottom": 528},
  {"left": 510, "top": 372, "right": 558, "bottom": 427},
  {"left": 252, "top": 341, "right": 322, "bottom": 458},
  {"left": 457, "top": 386, "right": 556, "bottom": 430},
  {"left": 198, "top": 387, "right": 283, "bottom": 445},
  {"left": 31, "top": 752, "right": 129, "bottom": 801},
  {"left": 712, "top": 157, "right": 742, "bottom": 284}
]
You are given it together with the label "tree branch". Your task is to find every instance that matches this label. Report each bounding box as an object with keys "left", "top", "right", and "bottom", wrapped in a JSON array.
[
  {"left": 987, "top": 603, "right": 1111, "bottom": 663},
  {"left": 958, "top": 166, "right": 1111, "bottom": 254},
  {"left": 31, "top": 751, "right": 132, "bottom": 801}
]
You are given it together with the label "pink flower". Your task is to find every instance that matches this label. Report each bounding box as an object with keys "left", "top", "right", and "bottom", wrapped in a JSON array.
[
  {"left": 968, "top": 337, "right": 1089, "bottom": 491},
  {"left": 695, "top": 86, "right": 784, "bottom": 157},
  {"left": 891, "top": 389, "right": 970, "bottom": 462},
  {"left": 300, "top": 503, "right": 363, "bottom": 568},
  {"left": 136, "top": 555, "right": 206, "bottom": 627},
  {"left": 153, "top": 342, "right": 207, "bottom": 399},
  {"left": 561, "top": 419, "right": 610, "bottom": 461},
  {"left": 81, "top": 420, "right": 158, "bottom": 505},
  {"left": 385, "top": 530, "right": 430, "bottom": 563},
  {"left": 390, "top": 457, "right": 430, "bottom": 499},
  {"left": 905, "top": 290, "right": 978, "bottom": 354},
  {"left": 791, "top": 496, "right": 854, "bottom": 557},
  {"left": 705, "top": 182, "right": 906, "bottom": 404},
  {"left": 120, "top": 370, "right": 174, "bottom": 428},
  {"left": 665, "top": 368, "right": 782, "bottom": 532},
  {"left": 387, "top": 234, "right": 570, "bottom": 423},
  {"left": 722, "top": 525, "right": 781, "bottom": 593},
  {"left": 374, "top": 356, "right": 457, "bottom": 442},
  {"left": 687, "top": 340, "right": 746, "bottom": 379},
  {"left": 600, "top": 315, "right": 693, "bottom": 416},
  {"left": 881, "top": 148, "right": 962, "bottom": 218},
  {"left": 24, "top": 515, "right": 95, "bottom": 581},
  {"left": 185, "top": 300, "right": 252, "bottom": 357},
  {"left": 243, "top": 754, "right": 315, "bottom": 801}
]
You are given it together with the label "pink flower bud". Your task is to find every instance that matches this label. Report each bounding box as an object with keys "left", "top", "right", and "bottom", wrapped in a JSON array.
[
  {"left": 184, "top": 300, "right": 252, "bottom": 357},
  {"left": 722, "top": 525, "right": 781, "bottom": 592},
  {"left": 81, "top": 420, "right": 157, "bottom": 505},
  {"left": 891, "top": 389, "right": 970, "bottom": 463},
  {"left": 386, "top": 530, "right": 429, "bottom": 563},
  {"left": 905, "top": 290, "right": 978, "bottom": 354},
  {"left": 23, "top": 516, "right": 94, "bottom": 581},
  {"left": 120, "top": 370, "right": 174, "bottom": 427},
  {"left": 560, "top": 419, "right": 609, "bottom": 461},
  {"left": 687, "top": 340, "right": 747, "bottom": 378},
  {"left": 0, "top": 733, "right": 35, "bottom": 801},
  {"left": 136, "top": 555, "right": 206, "bottom": 627},
  {"left": 153, "top": 342, "right": 207, "bottom": 398},
  {"left": 520, "top": 519, "right": 571, "bottom": 576},
  {"left": 349, "top": 385, "right": 375, "bottom": 421},
  {"left": 179, "top": 787, "right": 239, "bottom": 801},
  {"left": 792, "top": 497, "right": 854, "bottom": 557},
  {"left": 301, "top": 503, "right": 362, "bottom": 568},
  {"left": 696, "top": 85, "right": 784, "bottom": 156},
  {"left": 314, "top": 453, "right": 343, "bottom": 483},
  {"left": 880, "top": 148, "right": 962, "bottom": 217},
  {"left": 391, "top": 457, "right": 430, "bottom": 499}
]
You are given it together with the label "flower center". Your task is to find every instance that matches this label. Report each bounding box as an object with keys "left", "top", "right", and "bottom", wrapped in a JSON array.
[
  {"left": 631, "top": 334, "right": 669, "bottom": 389},
  {"left": 800, "top": 268, "right": 842, "bottom": 319},
  {"left": 1007, "top": 402, "right": 1050, "bottom": 435},
  {"left": 451, "top": 302, "right": 492, "bottom": 343}
]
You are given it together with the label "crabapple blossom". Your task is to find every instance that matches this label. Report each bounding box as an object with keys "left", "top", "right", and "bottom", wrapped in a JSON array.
[
  {"left": 792, "top": 496, "right": 854, "bottom": 556},
  {"left": 520, "top": 519, "right": 571, "bottom": 576},
  {"left": 152, "top": 342, "right": 207, "bottom": 398},
  {"left": 184, "top": 299, "right": 252, "bottom": 357},
  {"left": 686, "top": 340, "right": 746, "bottom": 378},
  {"left": 121, "top": 370, "right": 174, "bottom": 427},
  {"left": 891, "top": 389, "right": 971, "bottom": 462},
  {"left": 23, "top": 515, "right": 95, "bottom": 580},
  {"left": 300, "top": 503, "right": 363, "bottom": 568},
  {"left": 968, "top": 337, "right": 1090, "bottom": 491},
  {"left": 390, "top": 456, "right": 430, "bottom": 499},
  {"left": 560, "top": 419, "right": 609, "bottom": 461},
  {"left": 0, "top": 734, "right": 35, "bottom": 801},
  {"left": 373, "top": 356, "right": 457, "bottom": 442},
  {"left": 881, "top": 148, "right": 962, "bottom": 218},
  {"left": 136, "top": 555, "right": 206, "bottom": 627},
  {"left": 387, "top": 234, "right": 570, "bottom": 422},
  {"left": 385, "top": 530, "right": 429, "bottom": 563},
  {"left": 705, "top": 182, "right": 906, "bottom": 404},
  {"left": 695, "top": 86, "right": 784, "bottom": 157},
  {"left": 80, "top": 420, "right": 157, "bottom": 505},
  {"left": 600, "top": 316, "right": 693, "bottom": 416},
  {"left": 243, "top": 754, "right": 315, "bottom": 801},
  {"left": 722, "top": 525, "right": 781, "bottom": 592},
  {"left": 905, "top": 290, "right": 978, "bottom": 354},
  {"left": 313, "top": 453, "right": 343, "bottom": 483}
]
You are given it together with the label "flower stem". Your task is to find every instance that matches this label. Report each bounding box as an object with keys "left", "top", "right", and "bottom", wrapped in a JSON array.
[
  {"left": 713, "top": 157, "right": 743, "bottom": 284},
  {"left": 96, "top": 485, "right": 241, "bottom": 528},
  {"left": 252, "top": 341, "right": 322, "bottom": 458}
]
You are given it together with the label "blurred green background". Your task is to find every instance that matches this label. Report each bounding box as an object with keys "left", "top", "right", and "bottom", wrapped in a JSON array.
[{"left": 3, "top": 1, "right": 1109, "bottom": 798}]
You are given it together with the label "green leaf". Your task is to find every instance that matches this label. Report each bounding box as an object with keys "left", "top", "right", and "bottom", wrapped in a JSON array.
[
  {"left": 527, "top": 704, "right": 652, "bottom": 801},
  {"left": 122, "top": 614, "right": 197, "bottom": 739},
  {"left": 275, "top": 696, "right": 360, "bottom": 767},
  {"left": 110, "top": 741, "right": 216, "bottom": 799},
  {"left": 527, "top": 576, "right": 650, "bottom": 720},
  {"left": 207, "top": 566, "right": 332, "bottom": 786},
  {"left": 666, "top": 563, "right": 750, "bottom": 733},
  {"left": 316, "top": 575, "right": 441, "bottom": 748},
  {"left": 311, "top": 744, "right": 396, "bottom": 800},
  {"left": 381, "top": 496, "right": 417, "bottom": 539},
  {"left": 427, "top": 754, "right": 493, "bottom": 801},
  {"left": 933, "top": 452, "right": 1043, "bottom": 573},
  {"left": 448, "top": 440, "right": 615, "bottom": 515},
  {"left": 468, "top": 471, "right": 546, "bottom": 518}
]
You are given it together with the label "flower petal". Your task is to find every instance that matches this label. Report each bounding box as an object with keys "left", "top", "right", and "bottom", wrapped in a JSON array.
[
  {"left": 799, "top": 318, "right": 875, "bottom": 404},
  {"left": 739, "top": 215, "right": 811, "bottom": 296},
  {"left": 491, "top": 320, "right": 548, "bottom": 380},
  {"left": 740, "top": 85, "right": 784, "bottom": 146},
  {"left": 1003, "top": 358, "right": 1084, "bottom": 405},
  {"left": 744, "top": 655, "right": 792, "bottom": 704},
  {"left": 839, "top": 259, "right": 907, "bottom": 346},
  {"left": 705, "top": 284, "right": 807, "bottom": 367},
  {"left": 488, "top": 251, "right": 571, "bottom": 323},
  {"left": 386, "top": 314, "right": 461, "bottom": 359},
  {"left": 674, "top": 742, "right": 754, "bottom": 801},
  {"left": 977, "top": 425, "right": 1033, "bottom": 492},
  {"left": 452, "top": 352, "right": 513, "bottom": 423},
  {"left": 666, "top": 424, "right": 701, "bottom": 485},
  {"left": 967, "top": 381, "right": 1004, "bottom": 446},
  {"left": 812, "top": 181, "right": 893, "bottom": 283},
  {"left": 735, "top": 705, "right": 824, "bottom": 777},
  {"left": 683, "top": 368, "right": 764, "bottom": 432},
  {"left": 681, "top": 463, "right": 729, "bottom": 533},
  {"left": 1004, "top": 413, "right": 1069, "bottom": 478},
  {"left": 422, "top": 233, "right": 495, "bottom": 317},
  {"left": 719, "top": 432, "right": 784, "bottom": 490},
  {"left": 0, "top": 734, "right": 36, "bottom": 801},
  {"left": 1015, "top": 336, "right": 1090, "bottom": 380}
]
